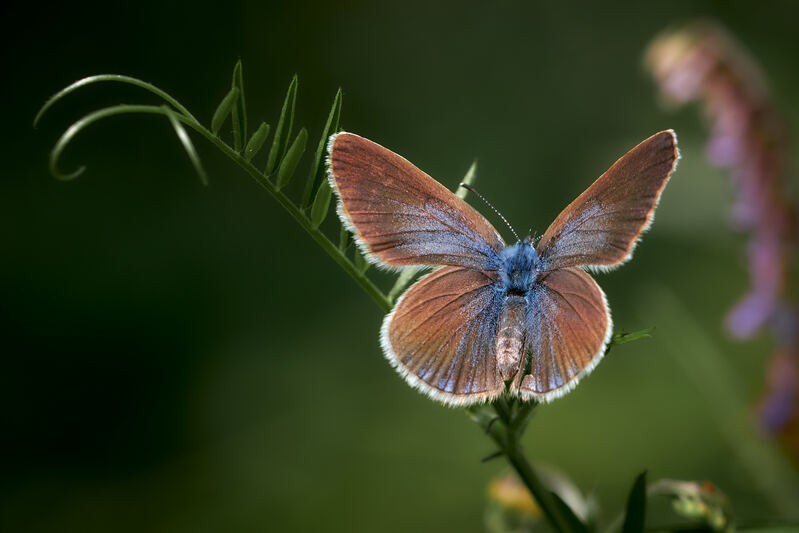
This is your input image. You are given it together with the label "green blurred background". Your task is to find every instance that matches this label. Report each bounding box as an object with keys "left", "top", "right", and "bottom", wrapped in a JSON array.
[{"left": 3, "top": 1, "right": 798, "bottom": 531}]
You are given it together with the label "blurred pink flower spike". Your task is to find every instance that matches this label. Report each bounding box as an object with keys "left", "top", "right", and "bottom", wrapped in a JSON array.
[
  {"left": 646, "top": 21, "right": 795, "bottom": 340},
  {"left": 646, "top": 21, "right": 799, "bottom": 445}
]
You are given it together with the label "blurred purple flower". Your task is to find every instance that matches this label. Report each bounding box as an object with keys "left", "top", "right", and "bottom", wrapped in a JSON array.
[{"left": 646, "top": 22, "right": 799, "bottom": 449}]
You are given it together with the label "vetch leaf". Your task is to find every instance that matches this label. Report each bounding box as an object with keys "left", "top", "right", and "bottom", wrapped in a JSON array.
[
  {"left": 456, "top": 160, "right": 478, "bottom": 200},
  {"left": 480, "top": 450, "right": 504, "bottom": 463},
  {"left": 607, "top": 327, "right": 655, "bottom": 355},
  {"left": 550, "top": 491, "right": 590, "bottom": 533},
  {"left": 230, "top": 60, "right": 247, "bottom": 151},
  {"left": 34, "top": 74, "right": 199, "bottom": 128},
  {"left": 244, "top": 122, "right": 270, "bottom": 161},
  {"left": 265, "top": 75, "right": 298, "bottom": 175},
  {"left": 611, "top": 328, "right": 654, "bottom": 346},
  {"left": 211, "top": 86, "right": 239, "bottom": 136},
  {"left": 354, "top": 249, "right": 370, "bottom": 273},
  {"left": 310, "top": 178, "right": 332, "bottom": 228},
  {"left": 46, "top": 104, "right": 183, "bottom": 180},
  {"left": 276, "top": 128, "right": 307, "bottom": 190},
  {"left": 302, "top": 88, "right": 343, "bottom": 207},
  {"left": 621, "top": 471, "right": 647, "bottom": 533},
  {"left": 338, "top": 224, "right": 351, "bottom": 252},
  {"left": 164, "top": 105, "right": 208, "bottom": 186},
  {"left": 388, "top": 268, "right": 421, "bottom": 302}
]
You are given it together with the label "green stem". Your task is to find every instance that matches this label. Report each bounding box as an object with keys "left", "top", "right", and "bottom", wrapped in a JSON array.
[
  {"left": 124, "top": 121, "right": 556, "bottom": 522},
  {"left": 486, "top": 404, "right": 573, "bottom": 533},
  {"left": 34, "top": 74, "right": 199, "bottom": 127},
  {"left": 40, "top": 82, "right": 568, "bottom": 533},
  {"left": 178, "top": 116, "right": 393, "bottom": 313},
  {"left": 45, "top": 100, "right": 391, "bottom": 313}
]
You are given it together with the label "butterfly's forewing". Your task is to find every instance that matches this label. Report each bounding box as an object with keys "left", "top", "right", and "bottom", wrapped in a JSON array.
[
  {"left": 328, "top": 133, "right": 505, "bottom": 270},
  {"left": 517, "top": 267, "right": 611, "bottom": 402},
  {"left": 382, "top": 266, "right": 505, "bottom": 405},
  {"left": 536, "top": 130, "right": 678, "bottom": 271}
]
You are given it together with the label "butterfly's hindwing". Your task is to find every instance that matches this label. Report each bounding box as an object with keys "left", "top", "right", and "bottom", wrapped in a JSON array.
[
  {"left": 381, "top": 266, "right": 506, "bottom": 406},
  {"left": 518, "top": 267, "right": 612, "bottom": 402}
]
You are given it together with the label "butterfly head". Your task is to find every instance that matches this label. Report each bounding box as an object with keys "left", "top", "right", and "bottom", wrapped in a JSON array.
[{"left": 498, "top": 241, "right": 539, "bottom": 296}]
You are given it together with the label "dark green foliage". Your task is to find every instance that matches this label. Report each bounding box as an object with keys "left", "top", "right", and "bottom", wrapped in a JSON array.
[
  {"left": 622, "top": 471, "right": 648, "bottom": 533},
  {"left": 36, "top": 62, "right": 686, "bottom": 533}
]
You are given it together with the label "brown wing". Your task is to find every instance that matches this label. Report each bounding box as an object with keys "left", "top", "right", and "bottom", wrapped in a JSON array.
[
  {"left": 328, "top": 132, "right": 505, "bottom": 270},
  {"left": 536, "top": 130, "right": 678, "bottom": 271},
  {"left": 517, "top": 267, "right": 611, "bottom": 402},
  {"left": 381, "top": 266, "right": 506, "bottom": 406}
]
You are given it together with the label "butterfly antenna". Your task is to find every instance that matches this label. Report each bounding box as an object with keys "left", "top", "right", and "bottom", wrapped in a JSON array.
[
  {"left": 459, "top": 183, "right": 521, "bottom": 242},
  {"left": 528, "top": 227, "right": 540, "bottom": 244}
]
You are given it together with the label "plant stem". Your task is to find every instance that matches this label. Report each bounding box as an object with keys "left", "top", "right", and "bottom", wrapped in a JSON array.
[
  {"left": 485, "top": 404, "right": 573, "bottom": 533},
  {"left": 41, "top": 83, "right": 568, "bottom": 532},
  {"left": 192, "top": 111, "right": 569, "bottom": 529},
  {"left": 175, "top": 115, "right": 393, "bottom": 313}
]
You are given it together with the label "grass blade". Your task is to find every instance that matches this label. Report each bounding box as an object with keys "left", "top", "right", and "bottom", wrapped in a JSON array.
[
  {"left": 302, "top": 88, "right": 342, "bottom": 207},
  {"left": 265, "top": 75, "right": 298, "bottom": 175}
]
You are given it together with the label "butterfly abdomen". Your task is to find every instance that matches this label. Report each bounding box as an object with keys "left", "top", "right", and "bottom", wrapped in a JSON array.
[{"left": 496, "top": 295, "right": 527, "bottom": 380}]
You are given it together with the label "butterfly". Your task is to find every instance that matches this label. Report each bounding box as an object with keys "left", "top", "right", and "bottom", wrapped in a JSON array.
[{"left": 326, "top": 131, "right": 678, "bottom": 405}]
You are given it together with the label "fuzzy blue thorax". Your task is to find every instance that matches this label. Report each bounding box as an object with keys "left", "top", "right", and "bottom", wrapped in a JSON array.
[{"left": 497, "top": 241, "right": 539, "bottom": 295}]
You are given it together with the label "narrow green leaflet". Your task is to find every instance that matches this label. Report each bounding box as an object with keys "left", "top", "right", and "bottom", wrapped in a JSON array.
[
  {"left": 550, "top": 492, "right": 590, "bottom": 533},
  {"left": 244, "top": 122, "right": 270, "bottom": 161},
  {"left": 354, "top": 249, "right": 370, "bottom": 273},
  {"left": 621, "top": 471, "right": 648, "bottom": 533},
  {"left": 338, "top": 224, "right": 351, "bottom": 252},
  {"left": 265, "top": 75, "right": 298, "bottom": 175},
  {"left": 164, "top": 105, "right": 208, "bottom": 186},
  {"left": 310, "top": 178, "right": 333, "bottom": 228},
  {"left": 276, "top": 128, "right": 308, "bottom": 190},
  {"left": 608, "top": 328, "right": 654, "bottom": 353},
  {"left": 231, "top": 60, "right": 247, "bottom": 150},
  {"left": 612, "top": 328, "right": 654, "bottom": 346},
  {"left": 302, "top": 88, "right": 343, "bottom": 208},
  {"left": 457, "top": 160, "right": 478, "bottom": 200},
  {"left": 211, "top": 86, "right": 239, "bottom": 136},
  {"left": 387, "top": 268, "right": 421, "bottom": 302}
]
